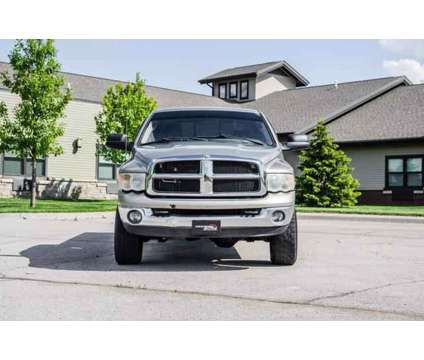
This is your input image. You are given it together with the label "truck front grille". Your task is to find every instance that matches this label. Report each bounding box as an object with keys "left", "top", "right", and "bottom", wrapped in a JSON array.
[
  {"left": 213, "top": 160, "right": 259, "bottom": 174},
  {"left": 149, "top": 158, "right": 263, "bottom": 197},
  {"left": 154, "top": 160, "right": 200, "bottom": 174},
  {"left": 213, "top": 179, "right": 260, "bottom": 193},
  {"left": 153, "top": 178, "right": 200, "bottom": 193}
]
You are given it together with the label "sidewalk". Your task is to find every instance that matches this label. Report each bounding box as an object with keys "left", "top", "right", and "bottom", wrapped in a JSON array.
[{"left": 0, "top": 211, "right": 114, "bottom": 221}]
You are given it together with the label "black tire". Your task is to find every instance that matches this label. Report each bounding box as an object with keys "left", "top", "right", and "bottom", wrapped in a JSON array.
[
  {"left": 114, "top": 209, "right": 143, "bottom": 265},
  {"left": 213, "top": 239, "right": 238, "bottom": 248},
  {"left": 269, "top": 210, "right": 297, "bottom": 266}
]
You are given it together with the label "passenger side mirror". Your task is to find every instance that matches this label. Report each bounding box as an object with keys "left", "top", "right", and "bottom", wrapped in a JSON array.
[
  {"left": 281, "top": 134, "right": 309, "bottom": 151},
  {"left": 105, "top": 133, "right": 134, "bottom": 151}
]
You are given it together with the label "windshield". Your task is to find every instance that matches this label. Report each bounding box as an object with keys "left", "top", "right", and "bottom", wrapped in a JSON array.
[{"left": 138, "top": 111, "right": 275, "bottom": 146}]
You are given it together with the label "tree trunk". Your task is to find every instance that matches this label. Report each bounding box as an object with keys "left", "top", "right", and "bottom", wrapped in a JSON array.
[{"left": 30, "top": 157, "right": 37, "bottom": 208}]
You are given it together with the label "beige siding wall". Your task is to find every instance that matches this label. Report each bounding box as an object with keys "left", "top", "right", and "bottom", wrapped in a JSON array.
[
  {"left": 256, "top": 74, "right": 296, "bottom": 99},
  {"left": 48, "top": 100, "right": 101, "bottom": 181},
  {"left": 342, "top": 143, "right": 424, "bottom": 190},
  {"left": 0, "top": 89, "right": 100, "bottom": 181},
  {"left": 283, "top": 143, "right": 424, "bottom": 191}
]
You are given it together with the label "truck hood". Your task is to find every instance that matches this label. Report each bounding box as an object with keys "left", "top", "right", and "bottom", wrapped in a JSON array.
[{"left": 120, "top": 141, "right": 293, "bottom": 173}]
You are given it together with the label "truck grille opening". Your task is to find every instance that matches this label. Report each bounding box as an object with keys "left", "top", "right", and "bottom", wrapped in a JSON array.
[
  {"left": 153, "top": 178, "right": 200, "bottom": 193},
  {"left": 150, "top": 159, "right": 263, "bottom": 196},
  {"left": 213, "top": 179, "right": 260, "bottom": 193},
  {"left": 152, "top": 208, "right": 261, "bottom": 217},
  {"left": 154, "top": 160, "right": 200, "bottom": 174},
  {"left": 213, "top": 160, "right": 259, "bottom": 174}
]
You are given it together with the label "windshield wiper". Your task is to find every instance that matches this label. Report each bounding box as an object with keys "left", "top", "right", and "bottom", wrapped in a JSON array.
[
  {"left": 140, "top": 137, "right": 207, "bottom": 146},
  {"left": 198, "top": 134, "right": 266, "bottom": 146}
]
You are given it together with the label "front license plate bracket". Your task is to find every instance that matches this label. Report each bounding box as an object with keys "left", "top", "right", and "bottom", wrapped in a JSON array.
[{"left": 192, "top": 220, "right": 221, "bottom": 235}]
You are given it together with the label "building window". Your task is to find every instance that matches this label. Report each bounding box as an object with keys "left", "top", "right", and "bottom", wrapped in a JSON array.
[
  {"left": 97, "top": 155, "right": 117, "bottom": 180},
  {"left": 2, "top": 153, "right": 46, "bottom": 177},
  {"left": 229, "top": 82, "right": 238, "bottom": 99},
  {"left": 218, "top": 83, "right": 227, "bottom": 99},
  {"left": 386, "top": 155, "right": 423, "bottom": 188},
  {"left": 3, "top": 155, "right": 23, "bottom": 176},
  {"left": 240, "top": 80, "right": 249, "bottom": 100}
]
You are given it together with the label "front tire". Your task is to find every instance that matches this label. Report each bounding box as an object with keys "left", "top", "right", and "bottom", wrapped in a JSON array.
[
  {"left": 269, "top": 210, "right": 297, "bottom": 266},
  {"left": 114, "top": 209, "right": 143, "bottom": 265}
]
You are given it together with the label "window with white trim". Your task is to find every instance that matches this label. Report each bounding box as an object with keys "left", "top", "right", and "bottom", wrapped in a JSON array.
[
  {"left": 229, "top": 82, "right": 238, "bottom": 98},
  {"left": 218, "top": 83, "right": 227, "bottom": 99},
  {"left": 240, "top": 80, "right": 249, "bottom": 100}
]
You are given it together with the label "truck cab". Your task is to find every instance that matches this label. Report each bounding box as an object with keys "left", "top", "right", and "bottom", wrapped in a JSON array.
[{"left": 106, "top": 107, "right": 308, "bottom": 265}]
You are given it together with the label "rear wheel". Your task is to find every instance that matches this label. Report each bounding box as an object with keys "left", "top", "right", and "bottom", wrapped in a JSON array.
[
  {"left": 213, "top": 239, "right": 238, "bottom": 248},
  {"left": 269, "top": 211, "right": 297, "bottom": 266},
  {"left": 114, "top": 209, "right": 143, "bottom": 265}
]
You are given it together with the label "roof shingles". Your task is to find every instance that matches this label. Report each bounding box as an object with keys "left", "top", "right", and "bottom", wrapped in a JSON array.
[
  {"left": 242, "top": 77, "right": 406, "bottom": 134},
  {"left": 0, "top": 62, "right": 230, "bottom": 109},
  {"left": 1, "top": 61, "right": 422, "bottom": 143},
  {"left": 326, "top": 84, "right": 424, "bottom": 143},
  {"left": 198, "top": 60, "right": 309, "bottom": 86},
  {"left": 198, "top": 61, "right": 281, "bottom": 82}
]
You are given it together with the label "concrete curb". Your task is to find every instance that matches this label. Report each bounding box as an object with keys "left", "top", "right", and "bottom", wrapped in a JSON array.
[
  {"left": 298, "top": 212, "right": 424, "bottom": 224},
  {"left": 0, "top": 212, "right": 115, "bottom": 221}
]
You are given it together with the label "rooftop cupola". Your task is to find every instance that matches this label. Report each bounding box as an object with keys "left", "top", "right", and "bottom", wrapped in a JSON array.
[{"left": 198, "top": 60, "right": 309, "bottom": 102}]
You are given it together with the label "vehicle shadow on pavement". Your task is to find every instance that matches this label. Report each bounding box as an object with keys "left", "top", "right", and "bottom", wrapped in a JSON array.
[{"left": 19, "top": 232, "right": 259, "bottom": 272}]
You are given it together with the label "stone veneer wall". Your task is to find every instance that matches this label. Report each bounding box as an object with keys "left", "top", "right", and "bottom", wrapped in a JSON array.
[
  {"left": 0, "top": 177, "right": 117, "bottom": 200},
  {"left": 0, "top": 178, "right": 13, "bottom": 198}
]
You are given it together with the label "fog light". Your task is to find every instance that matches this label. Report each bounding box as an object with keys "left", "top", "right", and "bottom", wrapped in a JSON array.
[
  {"left": 272, "top": 210, "right": 285, "bottom": 222},
  {"left": 128, "top": 210, "right": 142, "bottom": 224}
]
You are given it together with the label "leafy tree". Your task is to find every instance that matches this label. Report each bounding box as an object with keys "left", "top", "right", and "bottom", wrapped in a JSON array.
[
  {"left": 95, "top": 74, "right": 157, "bottom": 165},
  {"left": 296, "top": 121, "right": 360, "bottom": 207},
  {"left": 0, "top": 39, "right": 71, "bottom": 208}
]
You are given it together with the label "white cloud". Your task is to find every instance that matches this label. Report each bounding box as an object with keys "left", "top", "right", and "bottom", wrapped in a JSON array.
[
  {"left": 379, "top": 40, "right": 424, "bottom": 58},
  {"left": 383, "top": 59, "right": 424, "bottom": 83}
]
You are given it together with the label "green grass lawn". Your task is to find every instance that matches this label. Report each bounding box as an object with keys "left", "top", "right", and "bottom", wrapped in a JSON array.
[
  {"left": 297, "top": 205, "right": 424, "bottom": 217},
  {"left": 1, "top": 197, "right": 424, "bottom": 216},
  {"left": 0, "top": 197, "right": 117, "bottom": 213}
]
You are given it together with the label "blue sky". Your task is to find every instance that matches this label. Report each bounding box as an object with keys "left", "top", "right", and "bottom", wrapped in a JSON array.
[{"left": 0, "top": 40, "right": 423, "bottom": 94}]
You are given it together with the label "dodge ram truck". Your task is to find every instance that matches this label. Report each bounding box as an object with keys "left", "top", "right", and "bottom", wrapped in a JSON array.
[{"left": 106, "top": 107, "right": 308, "bottom": 265}]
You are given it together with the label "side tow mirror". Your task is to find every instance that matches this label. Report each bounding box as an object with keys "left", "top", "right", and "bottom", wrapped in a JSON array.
[
  {"left": 105, "top": 133, "right": 134, "bottom": 151},
  {"left": 281, "top": 134, "right": 309, "bottom": 150}
]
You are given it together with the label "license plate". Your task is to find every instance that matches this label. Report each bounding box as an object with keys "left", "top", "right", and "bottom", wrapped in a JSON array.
[{"left": 192, "top": 220, "right": 221, "bottom": 235}]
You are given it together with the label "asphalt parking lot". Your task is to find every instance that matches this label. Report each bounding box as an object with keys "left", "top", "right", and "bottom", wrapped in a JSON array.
[{"left": 0, "top": 212, "right": 423, "bottom": 320}]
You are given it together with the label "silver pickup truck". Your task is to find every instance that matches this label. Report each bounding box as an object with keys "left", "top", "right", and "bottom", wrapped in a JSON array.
[{"left": 106, "top": 107, "right": 308, "bottom": 266}]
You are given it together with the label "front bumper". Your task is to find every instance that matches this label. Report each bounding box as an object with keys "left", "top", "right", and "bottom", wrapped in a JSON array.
[
  {"left": 118, "top": 190, "right": 294, "bottom": 209},
  {"left": 118, "top": 191, "right": 294, "bottom": 239}
]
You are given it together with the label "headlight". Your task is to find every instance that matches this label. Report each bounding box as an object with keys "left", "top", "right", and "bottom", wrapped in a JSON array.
[
  {"left": 117, "top": 173, "right": 146, "bottom": 191},
  {"left": 266, "top": 173, "right": 295, "bottom": 193}
]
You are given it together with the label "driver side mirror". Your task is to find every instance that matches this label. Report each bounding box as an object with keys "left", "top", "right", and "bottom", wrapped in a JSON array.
[
  {"left": 281, "top": 134, "right": 309, "bottom": 150},
  {"left": 105, "top": 133, "right": 134, "bottom": 152}
]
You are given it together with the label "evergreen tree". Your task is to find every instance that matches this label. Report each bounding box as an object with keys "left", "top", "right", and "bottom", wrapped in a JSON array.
[{"left": 296, "top": 121, "right": 360, "bottom": 207}]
